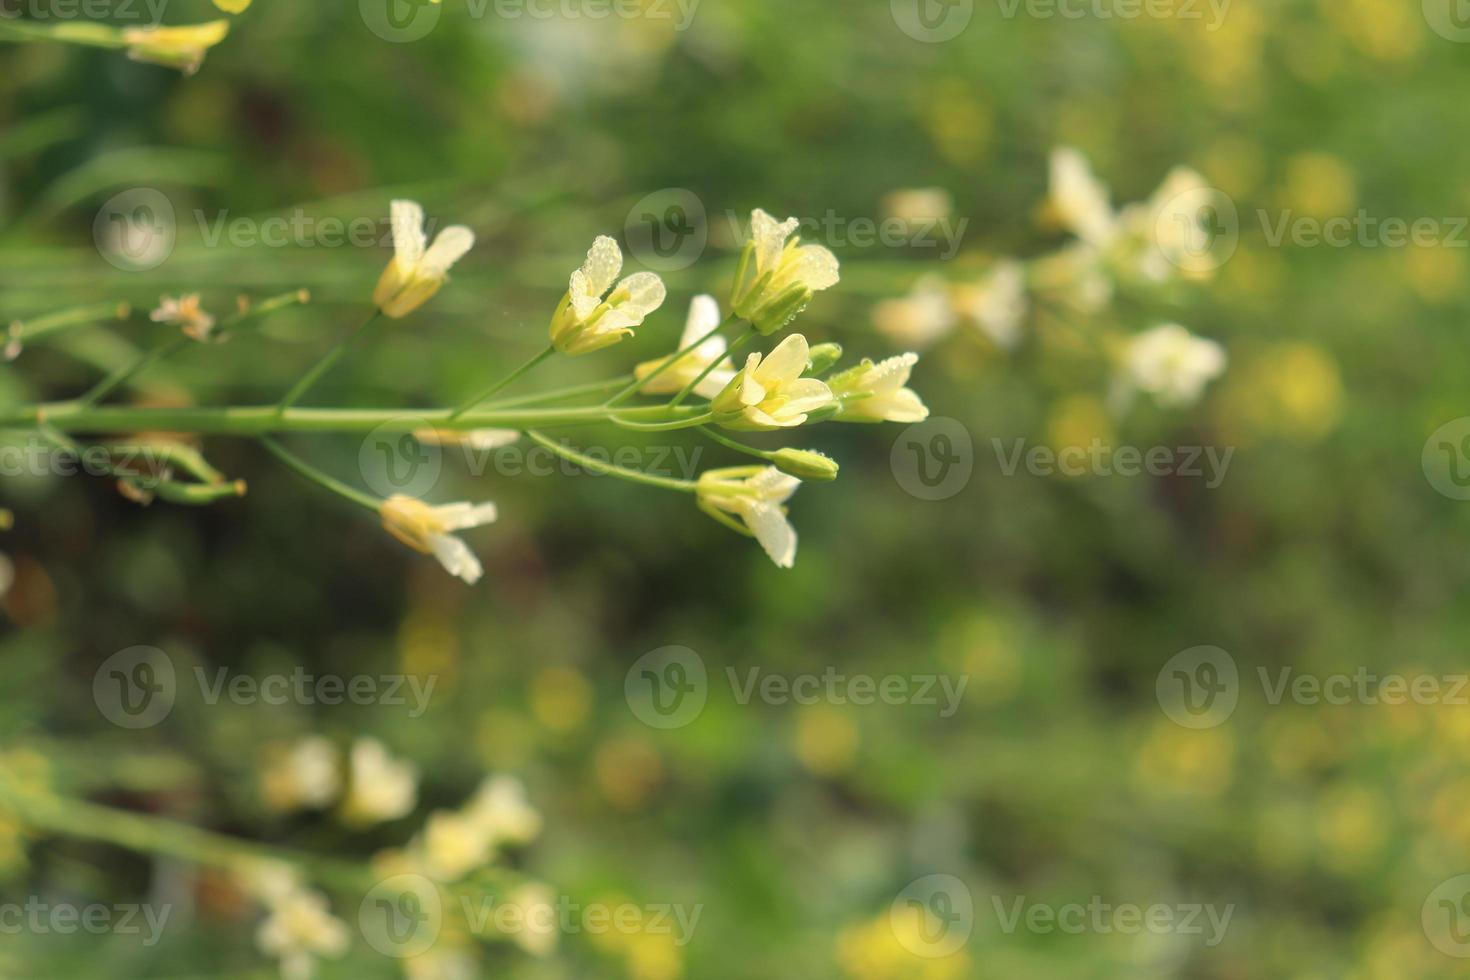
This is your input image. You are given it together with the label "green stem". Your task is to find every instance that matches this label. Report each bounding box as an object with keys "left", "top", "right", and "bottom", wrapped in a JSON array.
[
  {"left": 76, "top": 335, "right": 189, "bottom": 408},
  {"left": 274, "top": 311, "right": 379, "bottom": 416},
  {"left": 669, "top": 327, "right": 755, "bottom": 408},
  {"left": 610, "top": 411, "right": 714, "bottom": 432},
  {"left": 260, "top": 436, "right": 378, "bottom": 511},
  {"left": 697, "top": 425, "right": 775, "bottom": 461},
  {"left": 0, "top": 779, "right": 368, "bottom": 892},
  {"left": 0, "top": 19, "right": 126, "bottom": 49},
  {"left": 484, "top": 375, "right": 632, "bottom": 409},
  {"left": 603, "top": 315, "right": 738, "bottom": 407},
  {"left": 7, "top": 301, "right": 130, "bottom": 355},
  {"left": 17, "top": 402, "right": 708, "bottom": 436},
  {"left": 448, "top": 344, "right": 555, "bottom": 420},
  {"left": 524, "top": 430, "right": 696, "bottom": 492}
]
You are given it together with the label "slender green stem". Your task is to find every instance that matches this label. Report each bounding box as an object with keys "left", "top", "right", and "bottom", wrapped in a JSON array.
[
  {"left": 448, "top": 345, "right": 555, "bottom": 420},
  {"left": 17, "top": 402, "right": 708, "bottom": 436},
  {"left": 669, "top": 327, "right": 755, "bottom": 408},
  {"left": 697, "top": 425, "right": 775, "bottom": 461},
  {"left": 525, "top": 430, "right": 696, "bottom": 492},
  {"left": 274, "top": 311, "right": 380, "bottom": 416},
  {"left": 7, "top": 301, "right": 130, "bottom": 356},
  {"left": 484, "top": 375, "right": 632, "bottom": 409},
  {"left": 260, "top": 436, "right": 378, "bottom": 510},
  {"left": 610, "top": 411, "right": 714, "bottom": 432},
  {"left": 0, "top": 19, "right": 125, "bottom": 48},
  {"left": 603, "top": 315, "right": 738, "bottom": 407},
  {"left": 76, "top": 335, "right": 189, "bottom": 408},
  {"left": 0, "top": 778, "right": 368, "bottom": 892}
]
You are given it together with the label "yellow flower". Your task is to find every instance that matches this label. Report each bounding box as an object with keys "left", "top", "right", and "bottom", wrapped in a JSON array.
[
  {"left": 731, "top": 209, "right": 840, "bottom": 334},
  {"left": 378, "top": 495, "right": 498, "bottom": 584},
  {"left": 122, "top": 21, "right": 230, "bottom": 76},
  {"left": 502, "top": 883, "right": 558, "bottom": 957},
  {"left": 150, "top": 294, "right": 216, "bottom": 342},
  {"left": 871, "top": 275, "right": 955, "bottom": 350},
  {"left": 340, "top": 738, "right": 418, "bottom": 825},
  {"left": 251, "top": 873, "right": 350, "bottom": 980},
  {"left": 633, "top": 295, "right": 736, "bottom": 397},
  {"left": 1049, "top": 147, "right": 1116, "bottom": 247},
  {"left": 213, "top": 0, "right": 252, "bottom": 11},
  {"left": 259, "top": 736, "right": 341, "bottom": 813},
  {"left": 828, "top": 353, "right": 929, "bottom": 423},
  {"left": 465, "top": 775, "right": 543, "bottom": 848},
  {"left": 420, "top": 810, "right": 491, "bottom": 882},
  {"left": 549, "top": 236, "right": 665, "bottom": 355},
  {"left": 953, "top": 260, "right": 1027, "bottom": 349},
  {"left": 374, "top": 200, "right": 475, "bottom": 319},
  {"left": 1121, "top": 323, "right": 1227, "bottom": 407},
  {"left": 710, "top": 334, "right": 834, "bottom": 431},
  {"left": 696, "top": 466, "right": 801, "bottom": 568}
]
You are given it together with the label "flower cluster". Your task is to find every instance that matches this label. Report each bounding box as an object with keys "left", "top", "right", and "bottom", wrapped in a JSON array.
[
  {"left": 351, "top": 202, "right": 927, "bottom": 579},
  {"left": 251, "top": 737, "right": 553, "bottom": 978},
  {"left": 12, "top": 199, "right": 928, "bottom": 581},
  {"left": 871, "top": 150, "right": 1228, "bottom": 412}
]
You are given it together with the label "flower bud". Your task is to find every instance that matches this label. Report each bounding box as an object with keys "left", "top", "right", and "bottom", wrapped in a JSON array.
[
  {"left": 772, "top": 448, "right": 839, "bottom": 482},
  {"left": 804, "top": 343, "right": 843, "bottom": 376}
]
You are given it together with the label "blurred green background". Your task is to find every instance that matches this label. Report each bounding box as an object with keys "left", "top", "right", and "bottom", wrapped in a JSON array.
[{"left": 4, "top": 0, "right": 1470, "bottom": 976}]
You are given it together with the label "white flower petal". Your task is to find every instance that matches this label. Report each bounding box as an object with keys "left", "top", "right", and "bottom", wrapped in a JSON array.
[
  {"left": 779, "top": 244, "right": 840, "bottom": 292},
  {"left": 749, "top": 466, "right": 799, "bottom": 503},
  {"left": 610, "top": 272, "right": 666, "bottom": 320},
  {"left": 391, "top": 200, "right": 427, "bottom": 267},
  {"left": 740, "top": 501, "right": 797, "bottom": 568},
  {"left": 568, "top": 270, "right": 602, "bottom": 320},
  {"left": 751, "top": 209, "right": 799, "bottom": 275},
  {"left": 435, "top": 501, "right": 498, "bottom": 531},
  {"left": 680, "top": 294, "right": 722, "bottom": 346},
  {"left": 863, "top": 353, "right": 919, "bottom": 394},
  {"left": 429, "top": 534, "right": 483, "bottom": 584},
  {"left": 580, "top": 235, "right": 623, "bottom": 298},
  {"left": 754, "top": 333, "right": 809, "bottom": 384},
  {"left": 693, "top": 367, "right": 737, "bottom": 400},
  {"left": 420, "top": 225, "right": 475, "bottom": 277}
]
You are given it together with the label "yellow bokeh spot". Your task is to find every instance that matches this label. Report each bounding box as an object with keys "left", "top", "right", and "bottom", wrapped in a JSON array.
[
  {"left": 1134, "top": 719, "right": 1234, "bottom": 798},
  {"left": 531, "top": 665, "right": 592, "bottom": 734},
  {"left": 795, "top": 706, "right": 859, "bottom": 777},
  {"left": 1282, "top": 153, "right": 1357, "bottom": 219},
  {"left": 594, "top": 735, "right": 664, "bottom": 811}
]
